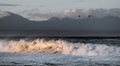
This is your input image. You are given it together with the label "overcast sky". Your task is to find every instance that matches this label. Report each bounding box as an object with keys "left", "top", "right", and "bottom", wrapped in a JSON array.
[{"left": 0, "top": 0, "right": 120, "bottom": 13}]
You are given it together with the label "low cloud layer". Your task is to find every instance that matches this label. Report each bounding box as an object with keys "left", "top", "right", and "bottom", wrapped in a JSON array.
[
  {"left": 20, "top": 8, "right": 120, "bottom": 21},
  {"left": 0, "top": 3, "right": 19, "bottom": 6}
]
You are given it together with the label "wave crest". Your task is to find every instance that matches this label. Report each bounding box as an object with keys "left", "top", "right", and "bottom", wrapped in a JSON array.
[{"left": 0, "top": 39, "right": 120, "bottom": 56}]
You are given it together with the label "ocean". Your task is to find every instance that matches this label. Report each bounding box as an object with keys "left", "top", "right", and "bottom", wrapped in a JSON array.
[{"left": 0, "top": 38, "right": 120, "bottom": 66}]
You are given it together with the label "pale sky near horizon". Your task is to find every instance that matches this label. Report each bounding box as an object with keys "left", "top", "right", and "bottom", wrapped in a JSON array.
[{"left": 0, "top": 0, "right": 120, "bottom": 13}]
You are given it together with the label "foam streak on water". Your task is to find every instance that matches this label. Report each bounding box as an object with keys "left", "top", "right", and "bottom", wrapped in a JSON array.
[{"left": 0, "top": 39, "right": 120, "bottom": 56}]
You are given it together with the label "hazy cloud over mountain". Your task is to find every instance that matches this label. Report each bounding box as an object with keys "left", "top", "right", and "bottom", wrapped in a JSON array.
[
  {"left": 20, "top": 9, "right": 65, "bottom": 21},
  {"left": 20, "top": 8, "right": 120, "bottom": 21},
  {"left": 0, "top": 10, "right": 10, "bottom": 18}
]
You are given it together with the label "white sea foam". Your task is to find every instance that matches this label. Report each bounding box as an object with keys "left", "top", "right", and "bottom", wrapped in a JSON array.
[{"left": 0, "top": 39, "right": 120, "bottom": 56}]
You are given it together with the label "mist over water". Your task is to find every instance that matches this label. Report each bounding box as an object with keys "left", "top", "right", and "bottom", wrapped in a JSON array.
[{"left": 0, "top": 38, "right": 120, "bottom": 56}]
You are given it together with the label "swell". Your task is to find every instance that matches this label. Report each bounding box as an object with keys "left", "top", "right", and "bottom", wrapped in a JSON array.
[{"left": 0, "top": 39, "right": 120, "bottom": 56}]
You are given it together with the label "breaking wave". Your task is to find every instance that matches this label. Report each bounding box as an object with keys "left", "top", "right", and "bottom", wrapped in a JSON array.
[{"left": 0, "top": 39, "right": 120, "bottom": 56}]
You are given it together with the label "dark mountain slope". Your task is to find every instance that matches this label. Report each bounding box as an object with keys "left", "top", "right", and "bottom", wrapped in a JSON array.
[{"left": 0, "top": 12, "right": 120, "bottom": 37}]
